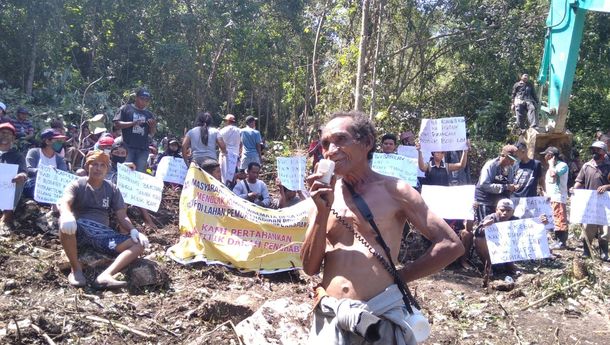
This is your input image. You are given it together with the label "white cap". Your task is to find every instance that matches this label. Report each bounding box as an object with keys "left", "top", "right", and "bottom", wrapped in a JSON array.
[
  {"left": 0, "top": 102, "right": 6, "bottom": 112},
  {"left": 497, "top": 198, "right": 514, "bottom": 210}
]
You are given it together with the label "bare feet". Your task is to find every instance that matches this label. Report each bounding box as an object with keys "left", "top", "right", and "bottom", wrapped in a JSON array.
[
  {"left": 68, "top": 270, "right": 87, "bottom": 287},
  {"left": 95, "top": 274, "right": 127, "bottom": 289}
]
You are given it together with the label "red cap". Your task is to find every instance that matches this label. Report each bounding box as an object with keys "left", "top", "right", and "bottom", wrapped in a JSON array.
[
  {"left": 98, "top": 136, "right": 115, "bottom": 146},
  {"left": 0, "top": 122, "right": 16, "bottom": 135}
]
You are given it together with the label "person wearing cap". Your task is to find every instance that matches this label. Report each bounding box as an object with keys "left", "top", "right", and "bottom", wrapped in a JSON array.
[
  {"left": 23, "top": 128, "right": 69, "bottom": 198},
  {"left": 153, "top": 138, "right": 181, "bottom": 173},
  {"left": 96, "top": 136, "right": 115, "bottom": 155},
  {"left": 112, "top": 88, "right": 157, "bottom": 173},
  {"left": 541, "top": 146, "right": 570, "bottom": 249},
  {"left": 511, "top": 73, "right": 539, "bottom": 130},
  {"left": 474, "top": 144, "right": 518, "bottom": 221},
  {"left": 233, "top": 162, "right": 270, "bottom": 207},
  {"left": 0, "top": 122, "right": 27, "bottom": 230},
  {"left": 183, "top": 112, "right": 226, "bottom": 168},
  {"left": 0, "top": 102, "right": 10, "bottom": 124},
  {"left": 512, "top": 141, "right": 543, "bottom": 198},
  {"left": 574, "top": 140, "right": 610, "bottom": 261},
  {"left": 239, "top": 115, "right": 262, "bottom": 170},
  {"left": 10, "top": 107, "right": 35, "bottom": 145},
  {"left": 58, "top": 150, "right": 149, "bottom": 288},
  {"left": 219, "top": 114, "right": 241, "bottom": 184},
  {"left": 399, "top": 131, "right": 415, "bottom": 146}
]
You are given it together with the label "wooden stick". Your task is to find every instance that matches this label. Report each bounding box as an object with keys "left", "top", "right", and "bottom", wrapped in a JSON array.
[
  {"left": 30, "top": 323, "right": 57, "bottom": 345},
  {"left": 86, "top": 315, "right": 155, "bottom": 339},
  {"left": 521, "top": 278, "right": 588, "bottom": 311}
]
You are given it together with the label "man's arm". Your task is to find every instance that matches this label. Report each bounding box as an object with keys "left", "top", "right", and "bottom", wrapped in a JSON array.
[
  {"left": 448, "top": 149, "right": 469, "bottom": 172},
  {"left": 478, "top": 160, "right": 510, "bottom": 194},
  {"left": 232, "top": 181, "right": 248, "bottom": 199},
  {"left": 260, "top": 182, "right": 271, "bottom": 207},
  {"left": 114, "top": 208, "right": 138, "bottom": 235},
  {"left": 148, "top": 116, "right": 157, "bottom": 136},
  {"left": 396, "top": 181, "right": 464, "bottom": 282}
]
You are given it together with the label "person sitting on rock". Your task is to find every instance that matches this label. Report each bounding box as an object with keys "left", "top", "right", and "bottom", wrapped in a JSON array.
[
  {"left": 0, "top": 122, "right": 27, "bottom": 231},
  {"left": 58, "top": 150, "right": 149, "bottom": 288}
]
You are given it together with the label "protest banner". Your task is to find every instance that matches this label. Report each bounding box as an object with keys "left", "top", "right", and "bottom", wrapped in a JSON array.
[
  {"left": 155, "top": 156, "right": 188, "bottom": 185},
  {"left": 166, "top": 166, "right": 310, "bottom": 273},
  {"left": 569, "top": 189, "right": 610, "bottom": 226},
  {"left": 485, "top": 218, "right": 551, "bottom": 264},
  {"left": 421, "top": 185, "right": 475, "bottom": 220},
  {"left": 220, "top": 151, "right": 239, "bottom": 184},
  {"left": 117, "top": 164, "right": 164, "bottom": 212},
  {"left": 371, "top": 153, "right": 418, "bottom": 186},
  {"left": 511, "top": 196, "right": 555, "bottom": 230},
  {"left": 276, "top": 156, "right": 307, "bottom": 191},
  {"left": 34, "top": 166, "right": 78, "bottom": 204},
  {"left": 0, "top": 163, "right": 18, "bottom": 210},
  {"left": 418, "top": 116, "right": 467, "bottom": 152},
  {"left": 397, "top": 145, "right": 426, "bottom": 178}
]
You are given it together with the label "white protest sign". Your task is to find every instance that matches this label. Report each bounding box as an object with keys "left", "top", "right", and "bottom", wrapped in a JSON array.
[
  {"left": 0, "top": 163, "right": 18, "bottom": 210},
  {"left": 276, "top": 156, "right": 307, "bottom": 191},
  {"left": 511, "top": 196, "right": 555, "bottom": 230},
  {"left": 117, "top": 163, "right": 164, "bottom": 212},
  {"left": 220, "top": 151, "right": 239, "bottom": 184},
  {"left": 418, "top": 117, "right": 467, "bottom": 152},
  {"left": 485, "top": 218, "right": 551, "bottom": 264},
  {"left": 397, "top": 145, "right": 426, "bottom": 178},
  {"left": 34, "top": 166, "right": 78, "bottom": 204},
  {"left": 156, "top": 156, "right": 188, "bottom": 185},
  {"left": 421, "top": 185, "right": 475, "bottom": 220},
  {"left": 569, "top": 189, "right": 610, "bottom": 226},
  {"left": 371, "top": 153, "right": 418, "bottom": 186}
]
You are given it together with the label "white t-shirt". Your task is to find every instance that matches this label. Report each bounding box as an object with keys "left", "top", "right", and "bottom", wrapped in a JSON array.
[
  {"left": 545, "top": 161, "right": 568, "bottom": 203},
  {"left": 219, "top": 124, "right": 241, "bottom": 155},
  {"left": 39, "top": 153, "right": 58, "bottom": 168}
]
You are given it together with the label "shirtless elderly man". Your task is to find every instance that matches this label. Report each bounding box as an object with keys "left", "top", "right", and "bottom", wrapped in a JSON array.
[{"left": 301, "top": 111, "right": 464, "bottom": 344}]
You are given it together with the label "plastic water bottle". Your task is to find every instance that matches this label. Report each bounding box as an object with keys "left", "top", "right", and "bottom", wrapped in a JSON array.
[
  {"left": 405, "top": 308, "right": 431, "bottom": 343},
  {"left": 504, "top": 276, "right": 514, "bottom": 284}
]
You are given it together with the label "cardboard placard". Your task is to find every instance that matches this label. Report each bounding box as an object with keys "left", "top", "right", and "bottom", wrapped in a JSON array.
[
  {"left": 418, "top": 117, "right": 467, "bottom": 152},
  {"left": 117, "top": 164, "right": 164, "bottom": 212}
]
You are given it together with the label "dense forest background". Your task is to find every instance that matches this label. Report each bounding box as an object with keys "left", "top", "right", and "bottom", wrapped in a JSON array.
[{"left": 0, "top": 0, "right": 609, "bottom": 151}]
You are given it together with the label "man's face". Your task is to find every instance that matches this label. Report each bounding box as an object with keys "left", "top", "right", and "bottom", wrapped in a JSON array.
[
  {"left": 381, "top": 139, "right": 396, "bottom": 153},
  {"left": 321, "top": 117, "right": 370, "bottom": 175},
  {"left": 496, "top": 206, "right": 514, "bottom": 221},
  {"left": 135, "top": 96, "right": 151, "bottom": 109},
  {"left": 499, "top": 154, "right": 516, "bottom": 167},
  {"left": 401, "top": 137, "right": 415, "bottom": 146},
  {"left": 0, "top": 129, "right": 16, "bottom": 150},
  {"left": 516, "top": 148, "right": 528, "bottom": 161},
  {"left": 169, "top": 142, "right": 179, "bottom": 152},
  {"left": 87, "top": 160, "right": 109, "bottom": 180},
  {"left": 112, "top": 147, "right": 127, "bottom": 158},
  {"left": 544, "top": 153, "right": 553, "bottom": 162},
  {"left": 521, "top": 74, "right": 529, "bottom": 83},
  {"left": 17, "top": 112, "right": 28, "bottom": 121},
  {"left": 247, "top": 165, "right": 260, "bottom": 181}
]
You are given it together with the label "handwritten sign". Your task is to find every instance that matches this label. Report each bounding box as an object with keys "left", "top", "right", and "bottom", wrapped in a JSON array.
[
  {"left": 418, "top": 117, "right": 467, "bottom": 152},
  {"left": 485, "top": 218, "right": 551, "bottom": 264},
  {"left": 397, "top": 145, "right": 426, "bottom": 178},
  {"left": 371, "top": 153, "right": 418, "bottom": 186},
  {"left": 0, "top": 163, "right": 18, "bottom": 210},
  {"left": 276, "top": 156, "right": 307, "bottom": 191},
  {"left": 569, "top": 189, "right": 610, "bottom": 226},
  {"left": 421, "top": 185, "right": 475, "bottom": 220},
  {"left": 34, "top": 166, "right": 78, "bottom": 204},
  {"left": 117, "top": 164, "right": 164, "bottom": 212},
  {"left": 511, "top": 196, "right": 554, "bottom": 230},
  {"left": 221, "top": 151, "right": 239, "bottom": 184},
  {"left": 156, "top": 156, "right": 188, "bottom": 184}
]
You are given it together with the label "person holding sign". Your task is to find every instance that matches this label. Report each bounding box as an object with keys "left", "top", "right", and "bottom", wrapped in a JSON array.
[
  {"left": 276, "top": 178, "right": 305, "bottom": 208},
  {"left": 302, "top": 111, "right": 463, "bottom": 344},
  {"left": 0, "top": 122, "right": 27, "bottom": 229},
  {"left": 58, "top": 151, "right": 149, "bottom": 289},
  {"left": 573, "top": 140, "right": 610, "bottom": 261},
  {"left": 24, "top": 128, "right": 68, "bottom": 199},
  {"left": 416, "top": 143, "right": 468, "bottom": 186}
]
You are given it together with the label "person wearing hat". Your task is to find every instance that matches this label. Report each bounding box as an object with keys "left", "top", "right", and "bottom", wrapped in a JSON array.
[
  {"left": 239, "top": 115, "right": 262, "bottom": 170},
  {"left": 574, "top": 140, "right": 610, "bottom": 261},
  {"left": 512, "top": 141, "right": 543, "bottom": 198},
  {"left": 399, "top": 131, "right": 415, "bottom": 146},
  {"left": 0, "top": 102, "right": 10, "bottom": 124},
  {"left": 153, "top": 137, "right": 181, "bottom": 173},
  {"left": 0, "top": 122, "right": 27, "bottom": 230},
  {"left": 58, "top": 150, "right": 149, "bottom": 288},
  {"left": 10, "top": 107, "right": 35, "bottom": 145},
  {"left": 23, "top": 128, "right": 69, "bottom": 198},
  {"left": 541, "top": 146, "right": 570, "bottom": 249},
  {"left": 219, "top": 114, "right": 241, "bottom": 185},
  {"left": 474, "top": 144, "right": 518, "bottom": 221},
  {"left": 112, "top": 88, "right": 157, "bottom": 173},
  {"left": 97, "top": 136, "right": 115, "bottom": 154}
]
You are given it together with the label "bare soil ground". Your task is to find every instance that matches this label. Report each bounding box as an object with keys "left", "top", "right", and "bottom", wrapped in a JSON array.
[{"left": 1, "top": 187, "right": 609, "bottom": 344}]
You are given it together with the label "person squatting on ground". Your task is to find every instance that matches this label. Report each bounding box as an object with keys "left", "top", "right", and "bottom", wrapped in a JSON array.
[
  {"left": 474, "top": 145, "right": 518, "bottom": 221},
  {"left": 0, "top": 122, "right": 27, "bottom": 229},
  {"left": 233, "top": 162, "right": 270, "bottom": 207},
  {"left": 24, "top": 128, "right": 69, "bottom": 198},
  {"left": 541, "top": 146, "right": 569, "bottom": 249},
  {"left": 573, "top": 140, "right": 610, "bottom": 261},
  {"left": 58, "top": 151, "right": 150, "bottom": 288},
  {"left": 302, "top": 111, "right": 463, "bottom": 344},
  {"left": 511, "top": 73, "right": 539, "bottom": 130}
]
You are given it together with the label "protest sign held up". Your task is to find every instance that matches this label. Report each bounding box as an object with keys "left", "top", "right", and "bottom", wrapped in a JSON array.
[
  {"left": 0, "top": 163, "right": 18, "bottom": 210},
  {"left": 34, "top": 166, "right": 78, "bottom": 204},
  {"left": 569, "top": 189, "right": 610, "bottom": 226},
  {"left": 156, "top": 156, "right": 188, "bottom": 185},
  {"left": 117, "top": 163, "right": 164, "bottom": 212},
  {"left": 485, "top": 218, "right": 551, "bottom": 264},
  {"left": 397, "top": 145, "right": 426, "bottom": 178},
  {"left": 371, "top": 153, "right": 418, "bottom": 186},
  {"left": 418, "top": 116, "right": 468, "bottom": 152},
  {"left": 511, "top": 196, "right": 555, "bottom": 230},
  {"left": 421, "top": 185, "right": 475, "bottom": 220},
  {"left": 276, "top": 156, "right": 307, "bottom": 191}
]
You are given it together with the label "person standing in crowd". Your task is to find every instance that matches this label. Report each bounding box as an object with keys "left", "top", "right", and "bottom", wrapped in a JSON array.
[
  {"left": 219, "top": 114, "right": 241, "bottom": 185},
  {"left": 302, "top": 111, "right": 463, "bottom": 344},
  {"left": 11, "top": 107, "right": 35, "bottom": 151},
  {"left": 511, "top": 73, "right": 539, "bottom": 130},
  {"left": 182, "top": 112, "right": 226, "bottom": 167},
  {"left": 475, "top": 145, "right": 518, "bottom": 221},
  {"left": 112, "top": 88, "right": 157, "bottom": 173},
  {"left": 380, "top": 133, "right": 397, "bottom": 154},
  {"left": 307, "top": 128, "right": 323, "bottom": 172},
  {"left": 568, "top": 150, "right": 583, "bottom": 188},
  {"left": 541, "top": 146, "right": 570, "bottom": 249},
  {"left": 512, "top": 142, "right": 543, "bottom": 197},
  {"left": 233, "top": 162, "right": 270, "bottom": 207},
  {"left": 0, "top": 123, "right": 27, "bottom": 231},
  {"left": 416, "top": 143, "right": 468, "bottom": 186},
  {"left": 399, "top": 131, "right": 415, "bottom": 146},
  {"left": 574, "top": 140, "right": 610, "bottom": 261},
  {"left": 24, "top": 128, "right": 68, "bottom": 198},
  {"left": 239, "top": 115, "right": 262, "bottom": 170},
  {"left": 58, "top": 151, "right": 148, "bottom": 288},
  {"left": 0, "top": 102, "right": 10, "bottom": 123}
]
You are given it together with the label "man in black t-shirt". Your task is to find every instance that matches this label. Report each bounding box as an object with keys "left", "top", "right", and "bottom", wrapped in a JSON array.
[{"left": 512, "top": 142, "right": 542, "bottom": 198}]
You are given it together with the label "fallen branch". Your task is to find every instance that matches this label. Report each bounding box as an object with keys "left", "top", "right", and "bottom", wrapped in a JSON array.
[
  {"left": 200, "top": 320, "right": 243, "bottom": 345},
  {"left": 493, "top": 294, "right": 523, "bottom": 345},
  {"left": 30, "top": 323, "right": 57, "bottom": 345},
  {"left": 86, "top": 315, "right": 155, "bottom": 339},
  {"left": 521, "top": 278, "right": 588, "bottom": 311}
]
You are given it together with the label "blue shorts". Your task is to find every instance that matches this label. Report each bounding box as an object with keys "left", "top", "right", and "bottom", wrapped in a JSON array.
[
  {"left": 126, "top": 147, "right": 149, "bottom": 172},
  {"left": 76, "top": 218, "right": 132, "bottom": 256}
]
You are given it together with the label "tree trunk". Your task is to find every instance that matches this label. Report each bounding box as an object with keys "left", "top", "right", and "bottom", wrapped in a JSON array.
[
  {"left": 311, "top": 3, "right": 328, "bottom": 113},
  {"left": 369, "top": 0, "right": 384, "bottom": 119},
  {"left": 25, "top": 24, "right": 38, "bottom": 97},
  {"left": 354, "top": 0, "right": 370, "bottom": 111}
]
